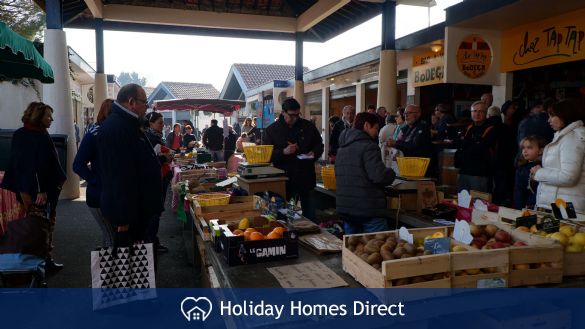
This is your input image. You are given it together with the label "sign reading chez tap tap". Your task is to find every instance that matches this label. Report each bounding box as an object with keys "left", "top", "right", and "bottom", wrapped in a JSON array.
[
  {"left": 502, "top": 8, "right": 585, "bottom": 72},
  {"left": 413, "top": 50, "right": 445, "bottom": 87}
]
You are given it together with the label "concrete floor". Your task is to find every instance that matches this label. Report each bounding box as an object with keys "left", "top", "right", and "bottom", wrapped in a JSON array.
[{"left": 45, "top": 187, "right": 198, "bottom": 288}]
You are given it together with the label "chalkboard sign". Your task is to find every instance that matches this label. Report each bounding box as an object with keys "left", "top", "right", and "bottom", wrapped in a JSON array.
[
  {"left": 515, "top": 215, "right": 537, "bottom": 228},
  {"left": 424, "top": 237, "right": 451, "bottom": 254}
]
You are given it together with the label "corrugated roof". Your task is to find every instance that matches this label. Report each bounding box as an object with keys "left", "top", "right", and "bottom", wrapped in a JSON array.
[
  {"left": 233, "top": 63, "right": 309, "bottom": 90},
  {"left": 161, "top": 81, "right": 219, "bottom": 99}
]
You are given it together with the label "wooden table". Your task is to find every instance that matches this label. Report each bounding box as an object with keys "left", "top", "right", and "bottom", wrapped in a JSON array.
[{"left": 236, "top": 175, "right": 288, "bottom": 199}]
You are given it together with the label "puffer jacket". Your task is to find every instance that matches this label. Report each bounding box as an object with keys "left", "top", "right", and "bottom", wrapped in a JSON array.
[
  {"left": 534, "top": 120, "right": 585, "bottom": 212},
  {"left": 335, "top": 128, "right": 396, "bottom": 219}
]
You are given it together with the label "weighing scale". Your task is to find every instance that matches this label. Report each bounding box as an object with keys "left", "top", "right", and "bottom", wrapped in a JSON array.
[{"left": 237, "top": 162, "right": 285, "bottom": 178}]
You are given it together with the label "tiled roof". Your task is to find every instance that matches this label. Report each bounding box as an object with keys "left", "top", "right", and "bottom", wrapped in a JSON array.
[
  {"left": 233, "top": 64, "right": 310, "bottom": 90},
  {"left": 143, "top": 86, "right": 155, "bottom": 98},
  {"left": 161, "top": 81, "right": 219, "bottom": 99}
]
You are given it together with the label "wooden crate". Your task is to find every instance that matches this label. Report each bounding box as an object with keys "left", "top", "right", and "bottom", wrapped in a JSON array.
[
  {"left": 450, "top": 240, "right": 509, "bottom": 288},
  {"left": 472, "top": 216, "right": 563, "bottom": 287},
  {"left": 342, "top": 227, "right": 451, "bottom": 289}
]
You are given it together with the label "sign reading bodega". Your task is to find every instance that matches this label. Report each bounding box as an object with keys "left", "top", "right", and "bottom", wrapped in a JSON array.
[
  {"left": 456, "top": 34, "right": 492, "bottom": 79},
  {"left": 502, "top": 8, "right": 585, "bottom": 71},
  {"left": 514, "top": 26, "right": 585, "bottom": 65}
]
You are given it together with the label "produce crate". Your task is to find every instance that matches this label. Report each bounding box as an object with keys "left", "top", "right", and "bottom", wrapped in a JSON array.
[
  {"left": 192, "top": 196, "right": 263, "bottom": 241},
  {"left": 219, "top": 219, "right": 298, "bottom": 266},
  {"left": 342, "top": 227, "right": 451, "bottom": 289},
  {"left": 472, "top": 215, "right": 563, "bottom": 287},
  {"left": 179, "top": 167, "right": 218, "bottom": 181},
  {"left": 450, "top": 240, "right": 509, "bottom": 288}
]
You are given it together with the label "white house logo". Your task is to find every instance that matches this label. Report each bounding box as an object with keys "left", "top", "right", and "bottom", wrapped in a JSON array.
[{"left": 181, "top": 297, "right": 213, "bottom": 322}]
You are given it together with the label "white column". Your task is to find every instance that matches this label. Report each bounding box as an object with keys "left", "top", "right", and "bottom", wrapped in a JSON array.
[
  {"left": 294, "top": 80, "right": 306, "bottom": 118},
  {"left": 377, "top": 49, "right": 397, "bottom": 113},
  {"left": 93, "top": 73, "right": 108, "bottom": 117},
  {"left": 355, "top": 82, "right": 366, "bottom": 113},
  {"left": 492, "top": 72, "right": 513, "bottom": 108},
  {"left": 43, "top": 29, "right": 80, "bottom": 199},
  {"left": 321, "top": 86, "right": 330, "bottom": 160}
]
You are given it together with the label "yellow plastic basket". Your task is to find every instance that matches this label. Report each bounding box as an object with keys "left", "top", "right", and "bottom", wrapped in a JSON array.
[
  {"left": 243, "top": 145, "right": 273, "bottom": 164},
  {"left": 321, "top": 165, "right": 336, "bottom": 190},
  {"left": 194, "top": 193, "right": 231, "bottom": 207},
  {"left": 396, "top": 157, "right": 430, "bottom": 177}
]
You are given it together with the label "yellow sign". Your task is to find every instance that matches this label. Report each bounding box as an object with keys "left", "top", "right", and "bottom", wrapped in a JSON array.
[
  {"left": 413, "top": 50, "right": 444, "bottom": 66},
  {"left": 456, "top": 35, "right": 492, "bottom": 79},
  {"left": 501, "top": 8, "right": 585, "bottom": 72},
  {"left": 413, "top": 57, "right": 444, "bottom": 87}
]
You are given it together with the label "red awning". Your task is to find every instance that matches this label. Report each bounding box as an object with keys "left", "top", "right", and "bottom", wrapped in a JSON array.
[{"left": 154, "top": 98, "right": 245, "bottom": 116}]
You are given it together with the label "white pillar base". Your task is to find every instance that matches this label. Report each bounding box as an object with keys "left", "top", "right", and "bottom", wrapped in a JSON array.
[
  {"left": 43, "top": 29, "right": 80, "bottom": 199},
  {"left": 377, "top": 49, "right": 397, "bottom": 113},
  {"left": 93, "top": 73, "right": 109, "bottom": 118},
  {"left": 294, "top": 80, "right": 306, "bottom": 118}
]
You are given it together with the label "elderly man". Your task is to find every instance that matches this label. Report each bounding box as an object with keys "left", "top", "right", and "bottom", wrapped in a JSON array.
[
  {"left": 329, "top": 105, "right": 355, "bottom": 161},
  {"left": 97, "top": 83, "right": 163, "bottom": 244},
  {"left": 386, "top": 104, "right": 433, "bottom": 170},
  {"left": 376, "top": 106, "right": 387, "bottom": 128},
  {"left": 263, "top": 98, "right": 323, "bottom": 222},
  {"left": 453, "top": 101, "right": 497, "bottom": 193}
]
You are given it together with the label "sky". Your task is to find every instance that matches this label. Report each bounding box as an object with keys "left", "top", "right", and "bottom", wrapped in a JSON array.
[{"left": 64, "top": 0, "right": 462, "bottom": 91}]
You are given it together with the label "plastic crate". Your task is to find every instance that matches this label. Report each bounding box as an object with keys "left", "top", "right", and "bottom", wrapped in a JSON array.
[
  {"left": 193, "top": 193, "right": 231, "bottom": 207},
  {"left": 396, "top": 157, "right": 430, "bottom": 177},
  {"left": 321, "top": 166, "right": 336, "bottom": 190},
  {"left": 243, "top": 145, "right": 273, "bottom": 164}
]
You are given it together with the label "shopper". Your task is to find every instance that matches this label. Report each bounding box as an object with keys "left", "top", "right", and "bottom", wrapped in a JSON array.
[
  {"left": 73, "top": 98, "right": 115, "bottom": 248},
  {"left": 432, "top": 104, "right": 455, "bottom": 141},
  {"left": 1, "top": 102, "right": 67, "bottom": 271},
  {"left": 517, "top": 99, "right": 555, "bottom": 144},
  {"left": 263, "top": 98, "right": 323, "bottom": 222},
  {"left": 329, "top": 105, "right": 355, "bottom": 161},
  {"left": 453, "top": 101, "right": 497, "bottom": 193},
  {"left": 143, "top": 111, "right": 172, "bottom": 252},
  {"left": 393, "top": 108, "right": 406, "bottom": 140},
  {"left": 487, "top": 105, "right": 516, "bottom": 206},
  {"left": 514, "top": 136, "right": 546, "bottom": 210},
  {"left": 379, "top": 115, "right": 398, "bottom": 168},
  {"left": 166, "top": 123, "right": 182, "bottom": 152},
  {"left": 336, "top": 112, "right": 396, "bottom": 234},
  {"left": 533, "top": 98, "right": 585, "bottom": 213},
  {"left": 182, "top": 125, "right": 198, "bottom": 152},
  {"left": 224, "top": 125, "right": 238, "bottom": 161},
  {"left": 376, "top": 106, "right": 387, "bottom": 128},
  {"left": 202, "top": 119, "right": 224, "bottom": 161},
  {"left": 97, "top": 84, "right": 163, "bottom": 244}
]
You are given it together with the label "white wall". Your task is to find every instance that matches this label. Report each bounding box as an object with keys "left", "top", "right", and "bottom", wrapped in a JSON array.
[{"left": 0, "top": 80, "right": 43, "bottom": 129}]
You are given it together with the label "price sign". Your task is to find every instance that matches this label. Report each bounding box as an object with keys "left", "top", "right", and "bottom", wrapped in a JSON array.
[
  {"left": 424, "top": 237, "right": 451, "bottom": 254},
  {"left": 399, "top": 227, "right": 414, "bottom": 244},
  {"left": 453, "top": 220, "right": 473, "bottom": 244},
  {"left": 515, "top": 215, "right": 537, "bottom": 228}
]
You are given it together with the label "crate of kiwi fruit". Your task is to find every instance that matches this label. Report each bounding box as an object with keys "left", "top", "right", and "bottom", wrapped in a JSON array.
[{"left": 342, "top": 228, "right": 452, "bottom": 289}]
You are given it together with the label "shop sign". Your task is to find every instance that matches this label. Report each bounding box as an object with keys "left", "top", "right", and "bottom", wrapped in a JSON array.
[
  {"left": 412, "top": 50, "right": 444, "bottom": 66},
  {"left": 456, "top": 35, "right": 492, "bottom": 79},
  {"left": 501, "top": 8, "right": 585, "bottom": 72},
  {"left": 413, "top": 56, "right": 444, "bottom": 87}
]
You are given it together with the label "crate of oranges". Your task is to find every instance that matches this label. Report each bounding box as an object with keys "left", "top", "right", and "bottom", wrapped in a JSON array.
[{"left": 214, "top": 216, "right": 299, "bottom": 266}]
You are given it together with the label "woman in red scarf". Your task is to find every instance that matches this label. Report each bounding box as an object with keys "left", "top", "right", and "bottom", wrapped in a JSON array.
[{"left": 1, "top": 102, "right": 67, "bottom": 271}]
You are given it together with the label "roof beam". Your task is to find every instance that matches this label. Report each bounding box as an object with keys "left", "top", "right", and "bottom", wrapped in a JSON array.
[
  {"left": 84, "top": 0, "right": 103, "bottom": 18},
  {"left": 296, "top": 0, "right": 350, "bottom": 32},
  {"left": 103, "top": 4, "right": 297, "bottom": 32}
]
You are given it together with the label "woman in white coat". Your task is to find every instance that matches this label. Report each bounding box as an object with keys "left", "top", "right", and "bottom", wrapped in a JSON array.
[{"left": 531, "top": 98, "right": 585, "bottom": 213}]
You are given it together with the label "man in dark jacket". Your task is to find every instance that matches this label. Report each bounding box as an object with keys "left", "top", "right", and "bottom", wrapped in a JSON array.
[
  {"left": 202, "top": 119, "right": 224, "bottom": 161},
  {"left": 328, "top": 105, "right": 355, "bottom": 160},
  {"left": 453, "top": 101, "right": 497, "bottom": 193},
  {"left": 263, "top": 98, "right": 323, "bottom": 222},
  {"left": 97, "top": 84, "right": 163, "bottom": 244},
  {"left": 517, "top": 99, "right": 555, "bottom": 144},
  {"left": 223, "top": 125, "right": 238, "bottom": 161},
  {"left": 335, "top": 112, "right": 396, "bottom": 234}
]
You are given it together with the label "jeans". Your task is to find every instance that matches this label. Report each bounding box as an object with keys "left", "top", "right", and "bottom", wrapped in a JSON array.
[{"left": 343, "top": 217, "right": 389, "bottom": 234}]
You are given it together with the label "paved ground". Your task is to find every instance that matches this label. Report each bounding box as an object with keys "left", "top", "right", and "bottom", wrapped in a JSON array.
[{"left": 45, "top": 187, "right": 198, "bottom": 288}]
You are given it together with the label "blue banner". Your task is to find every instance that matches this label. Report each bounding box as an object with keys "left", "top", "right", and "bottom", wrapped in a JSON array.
[{"left": 0, "top": 288, "right": 583, "bottom": 329}]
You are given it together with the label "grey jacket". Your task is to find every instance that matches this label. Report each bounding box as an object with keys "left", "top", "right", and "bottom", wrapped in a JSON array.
[{"left": 335, "top": 128, "right": 396, "bottom": 219}]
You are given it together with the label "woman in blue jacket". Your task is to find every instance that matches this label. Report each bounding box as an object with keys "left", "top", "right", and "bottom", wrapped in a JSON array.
[{"left": 73, "top": 99, "right": 115, "bottom": 248}]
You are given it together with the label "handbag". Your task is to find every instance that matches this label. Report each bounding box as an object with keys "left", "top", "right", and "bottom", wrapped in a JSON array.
[
  {"left": 90, "top": 241, "right": 157, "bottom": 310},
  {"left": 0, "top": 204, "right": 49, "bottom": 259}
]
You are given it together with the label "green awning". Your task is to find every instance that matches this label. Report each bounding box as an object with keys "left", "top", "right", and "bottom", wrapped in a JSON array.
[{"left": 0, "top": 21, "right": 54, "bottom": 83}]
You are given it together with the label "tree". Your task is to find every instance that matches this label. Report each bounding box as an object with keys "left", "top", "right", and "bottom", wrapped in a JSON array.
[
  {"left": 118, "top": 72, "right": 147, "bottom": 86},
  {"left": 0, "top": 0, "right": 45, "bottom": 41}
]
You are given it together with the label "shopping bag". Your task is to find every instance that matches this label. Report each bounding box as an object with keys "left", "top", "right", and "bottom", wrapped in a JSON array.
[{"left": 90, "top": 243, "right": 157, "bottom": 310}]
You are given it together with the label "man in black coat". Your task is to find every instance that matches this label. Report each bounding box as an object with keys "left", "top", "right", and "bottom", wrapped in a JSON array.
[
  {"left": 517, "top": 100, "right": 555, "bottom": 144},
  {"left": 202, "top": 119, "right": 224, "bottom": 161},
  {"left": 335, "top": 112, "right": 396, "bottom": 234},
  {"left": 263, "top": 98, "right": 324, "bottom": 222},
  {"left": 97, "top": 84, "right": 163, "bottom": 244},
  {"left": 328, "top": 105, "right": 355, "bottom": 161}
]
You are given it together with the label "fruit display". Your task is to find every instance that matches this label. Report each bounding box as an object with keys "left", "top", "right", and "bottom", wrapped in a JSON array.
[
  {"left": 343, "top": 228, "right": 451, "bottom": 288},
  {"left": 516, "top": 222, "right": 585, "bottom": 253},
  {"left": 228, "top": 216, "right": 286, "bottom": 241},
  {"left": 468, "top": 223, "right": 527, "bottom": 250}
]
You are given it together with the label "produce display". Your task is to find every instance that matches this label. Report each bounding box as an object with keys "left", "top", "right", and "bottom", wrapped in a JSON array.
[{"left": 515, "top": 222, "right": 585, "bottom": 253}]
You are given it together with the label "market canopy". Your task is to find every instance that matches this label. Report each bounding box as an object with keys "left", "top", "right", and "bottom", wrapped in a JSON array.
[
  {"left": 154, "top": 98, "right": 245, "bottom": 116},
  {"left": 0, "top": 21, "right": 54, "bottom": 83}
]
